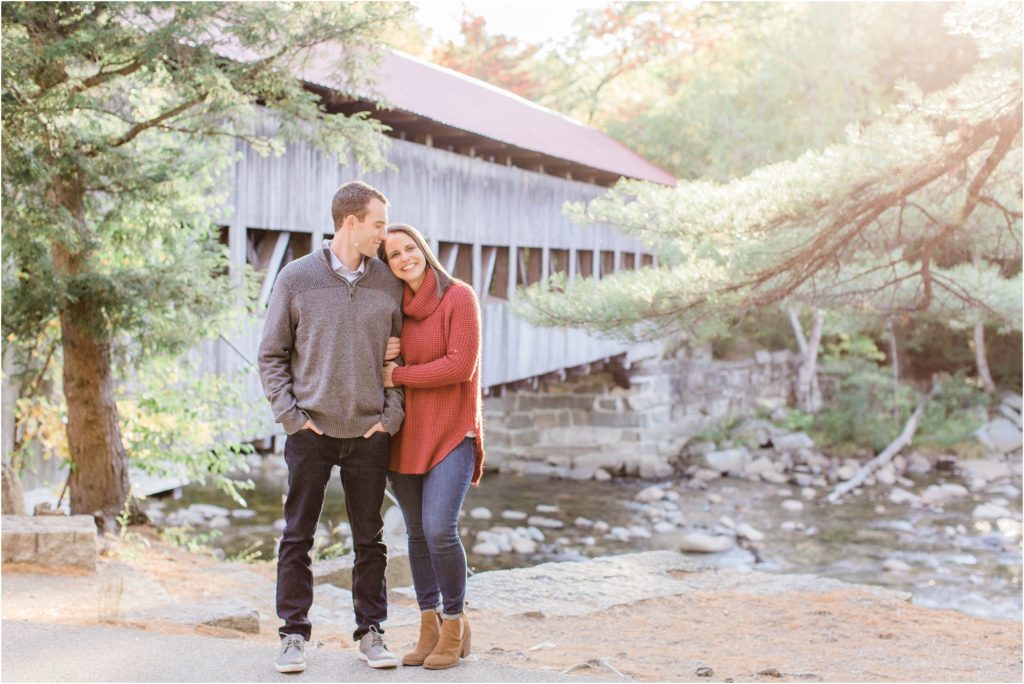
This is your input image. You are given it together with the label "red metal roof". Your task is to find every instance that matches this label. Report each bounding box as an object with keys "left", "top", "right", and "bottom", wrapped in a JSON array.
[{"left": 301, "top": 50, "right": 677, "bottom": 186}]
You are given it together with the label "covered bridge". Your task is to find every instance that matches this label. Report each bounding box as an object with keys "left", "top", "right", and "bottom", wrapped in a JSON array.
[{"left": 210, "top": 49, "right": 676, "bottom": 437}]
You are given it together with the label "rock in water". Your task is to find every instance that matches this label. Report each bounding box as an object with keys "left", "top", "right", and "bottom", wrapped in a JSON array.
[
  {"left": 635, "top": 485, "right": 665, "bottom": 503},
  {"left": 735, "top": 523, "right": 765, "bottom": 542},
  {"left": 677, "top": 531, "right": 734, "bottom": 553},
  {"left": 972, "top": 503, "right": 1014, "bottom": 519}
]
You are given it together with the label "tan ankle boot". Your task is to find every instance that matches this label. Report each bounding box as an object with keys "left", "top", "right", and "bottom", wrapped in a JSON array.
[
  {"left": 423, "top": 612, "right": 471, "bottom": 670},
  {"left": 403, "top": 610, "right": 442, "bottom": 666}
]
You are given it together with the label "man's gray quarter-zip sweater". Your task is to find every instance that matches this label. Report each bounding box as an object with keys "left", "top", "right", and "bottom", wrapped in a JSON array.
[{"left": 258, "top": 246, "right": 405, "bottom": 438}]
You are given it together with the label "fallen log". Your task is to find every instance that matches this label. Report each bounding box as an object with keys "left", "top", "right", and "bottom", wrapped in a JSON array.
[{"left": 826, "top": 378, "right": 940, "bottom": 504}]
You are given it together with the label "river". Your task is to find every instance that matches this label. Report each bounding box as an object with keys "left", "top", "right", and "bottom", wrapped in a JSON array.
[{"left": 150, "top": 462, "right": 1022, "bottom": 623}]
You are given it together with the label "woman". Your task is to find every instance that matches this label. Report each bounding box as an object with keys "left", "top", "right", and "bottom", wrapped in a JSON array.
[{"left": 378, "top": 223, "right": 485, "bottom": 670}]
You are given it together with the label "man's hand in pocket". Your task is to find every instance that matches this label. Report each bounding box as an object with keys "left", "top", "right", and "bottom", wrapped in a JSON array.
[
  {"left": 362, "top": 422, "right": 386, "bottom": 438},
  {"left": 303, "top": 421, "right": 323, "bottom": 435}
]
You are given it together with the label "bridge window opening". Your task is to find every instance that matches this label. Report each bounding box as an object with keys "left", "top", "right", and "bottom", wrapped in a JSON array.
[
  {"left": 622, "top": 252, "right": 636, "bottom": 271},
  {"left": 600, "top": 250, "right": 615, "bottom": 277},
  {"left": 286, "top": 233, "right": 312, "bottom": 263},
  {"left": 577, "top": 250, "right": 594, "bottom": 278},
  {"left": 550, "top": 249, "right": 569, "bottom": 278},
  {"left": 482, "top": 246, "right": 509, "bottom": 301},
  {"left": 518, "top": 247, "right": 543, "bottom": 287},
  {"left": 439, "top": 241, "right": 473, "bottom": 284},
  {"left": 641, "top": 254, "right": 654, "bottom": 268}
]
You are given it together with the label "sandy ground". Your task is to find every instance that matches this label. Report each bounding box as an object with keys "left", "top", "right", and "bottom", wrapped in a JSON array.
[{"left": 2, "top": 529, "right": 1021, "bottom": 683}]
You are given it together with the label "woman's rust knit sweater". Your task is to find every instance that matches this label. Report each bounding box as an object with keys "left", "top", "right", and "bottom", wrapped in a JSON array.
[{"left": 390, "top": 269, "right": 485, "bottom": 484}]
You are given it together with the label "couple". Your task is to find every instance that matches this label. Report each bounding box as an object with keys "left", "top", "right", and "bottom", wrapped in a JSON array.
[{"left": 257, "top": 181, "right": 485, "bottom": 674}]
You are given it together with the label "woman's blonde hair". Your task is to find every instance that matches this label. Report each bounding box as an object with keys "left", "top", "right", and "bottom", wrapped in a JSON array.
[{"left": 378, "top": 223, "right": 453, "bottom": 299}]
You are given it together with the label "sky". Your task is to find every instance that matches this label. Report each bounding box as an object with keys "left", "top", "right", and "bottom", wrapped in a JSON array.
[{"left": 413, "top": 1, "right": 604, "bottom": 44}]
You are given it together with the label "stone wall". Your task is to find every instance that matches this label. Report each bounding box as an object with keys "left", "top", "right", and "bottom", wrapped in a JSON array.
[{"left": 483, "top": 346, "right": 796, "bottom": 480}]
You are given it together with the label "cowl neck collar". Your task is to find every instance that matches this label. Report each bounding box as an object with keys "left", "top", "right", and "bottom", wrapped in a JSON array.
[{"left": 403, "top": 268, "right": 443, "bottom": 320}]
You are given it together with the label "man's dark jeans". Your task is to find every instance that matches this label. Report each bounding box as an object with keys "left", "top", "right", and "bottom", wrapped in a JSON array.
[{"left": 277, "top": 428, "right": 390, "bottom": 642}]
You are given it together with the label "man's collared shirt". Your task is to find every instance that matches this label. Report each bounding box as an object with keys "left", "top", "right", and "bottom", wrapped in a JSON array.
[{"left": 326, "top": 241, "right": 366, "bottom": 283}]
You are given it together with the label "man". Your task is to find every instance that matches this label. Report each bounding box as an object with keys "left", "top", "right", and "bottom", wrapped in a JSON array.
[{"left": 258, "top": 181, "right": 404, "bottom": 673}]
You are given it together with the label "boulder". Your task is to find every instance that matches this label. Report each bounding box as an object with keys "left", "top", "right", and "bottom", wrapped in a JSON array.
[
  {"left": 975, "top": 418, "right": 1023, "bottom": 454},
  {"left": 958, "top": 459, "right": 1012, "bottom": 483},
  {"left": 771, "top": 432, "right": 816, "bottom": 452},
  {"left": 703, "top": 448, "right": 751, "bottom": 473}
]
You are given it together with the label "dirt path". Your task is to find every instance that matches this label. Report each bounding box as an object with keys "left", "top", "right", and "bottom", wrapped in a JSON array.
[{"left": 2, "top": 530, "right": 1020, "bottom": 682}]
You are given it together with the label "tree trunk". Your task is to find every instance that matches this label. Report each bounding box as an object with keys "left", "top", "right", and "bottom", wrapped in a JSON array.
[
  {"left": 888, "top": 319, "right": 901, "bottom": 425},
  {"left": 788, "top": 307, "right": 824, "bottom": 413},
  {"left": 974, "top": 321, "right": 996, "bottom": 393},
  {"left": 49, "top": 176, "right": 138, "bottom": 521},
  {"left": 2, "top": 461, "right": 25, "bottom": 515},
  {"left": 60, "top": 298, "right": 134, "bottom": 518}
]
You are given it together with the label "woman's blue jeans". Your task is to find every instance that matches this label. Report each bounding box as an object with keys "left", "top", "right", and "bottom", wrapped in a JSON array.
[{"left": 388, "top": 437, "right": 475, "bottom": 617}]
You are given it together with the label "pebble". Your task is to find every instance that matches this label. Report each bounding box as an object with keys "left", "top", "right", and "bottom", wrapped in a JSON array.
[
  {"left": 574, "top": 517, "right": 594, "bottom": 528},
  {"left": 775, "top": 488, "right": 793, "bottom": 497},
  {"left": 528, "top": 641, "right": 557, "bottom": 652},
  {"left": 535, "top": 504, "right": 560, "bottom": 514},
  {"left": 592, "top": 521, "right": 610, "bottom": 533},
  {"left": 593, "top": 469, "right": 612, "bottom": 481},
  {"left": 706, "top": 493, "right": 723, "bottom": 504},
  {"left": 502, "top": 510, "right": 528, "bottom": 521},
  {"left": 781, "top": 499, "right": 804, "bottom": 512},
  {"left": 469, "top": 507, "right": 493, "bottom": 520},
  {"left": 231, "top": 509, "right": 257, "bottom": 519},
  {"left": 653, "top": 521, "right": 676, "bottom": 533},
  {"left": 696, "top": 666, "right": 714, "bottom": 677},
  {"left": 801, "top": 487, "right": 817, "bottom": 500}
]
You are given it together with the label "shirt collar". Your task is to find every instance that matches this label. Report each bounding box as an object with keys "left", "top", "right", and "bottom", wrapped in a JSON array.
[{"left": 325, "top": 240, "right": 366, "bottom": 276}]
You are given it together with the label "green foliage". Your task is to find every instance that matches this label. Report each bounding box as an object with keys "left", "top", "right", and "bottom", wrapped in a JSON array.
[
  {"left": 916, "top": 372, "right": 991, "bottom": 448},
  {"left": 773, "top": 408, "right": 815, "bottom": 435},
  {"left": 160, "top": 524, "right": 222, "bottom": 557},
  {"left": 711, "top": 307, "right": 799, "bottom": 359},
  {"left": 312, "top": 538, "right": 350, "bottom": 562},
  {"left": 813, "top": 360, "right": 918, "bottom": 452},
  {"left": 694, "top": 414, "right": 742, "bottom": 445},
  {"left": 225, "top": 539, "right": 266, "bottom": 564},
  {"left": 2, "top": 2, "right": 412, "bottom": 513},
  {"left": 516, "top": 3, "right": 1021, "bottom": 354}
]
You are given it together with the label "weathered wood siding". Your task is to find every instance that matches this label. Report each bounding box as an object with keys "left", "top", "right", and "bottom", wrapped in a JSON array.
[{"left": 211, "top": 137, "right": 650, "bottom": 437}]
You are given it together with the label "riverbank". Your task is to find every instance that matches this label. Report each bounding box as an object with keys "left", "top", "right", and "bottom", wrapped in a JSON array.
[{"left": 2, "top": 532, "right": 1020, "bottom": 682}]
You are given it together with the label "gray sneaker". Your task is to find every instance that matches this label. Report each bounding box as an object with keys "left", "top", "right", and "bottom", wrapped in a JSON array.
[
  {"left": 275, "top": 634, "right": 307, "bottom": 673},
  {"left": 358, "top": 626, "right": 399, "bottom": 668}
]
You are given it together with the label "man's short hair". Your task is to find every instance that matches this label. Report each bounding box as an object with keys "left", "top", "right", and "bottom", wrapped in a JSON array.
[{"left": 331, "top": 181, "right": 389, "bottom": 229}]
